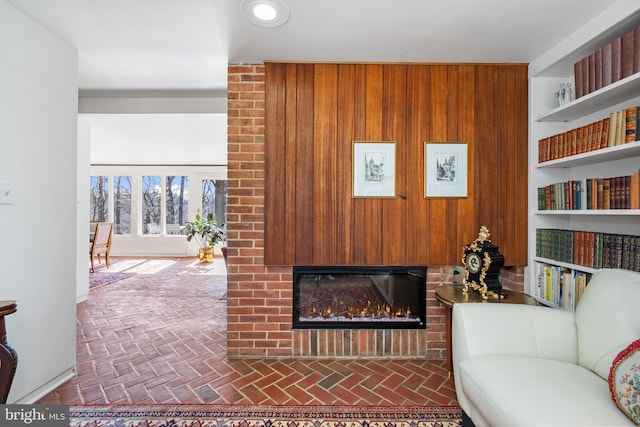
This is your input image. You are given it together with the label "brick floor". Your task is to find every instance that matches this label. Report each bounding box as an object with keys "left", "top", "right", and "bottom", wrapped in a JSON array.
[{"left": 37, "top": 257, "right": 458, "bottom": 406}]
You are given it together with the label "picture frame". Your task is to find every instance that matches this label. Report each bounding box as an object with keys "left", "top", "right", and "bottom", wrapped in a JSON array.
[
  {"left": 424, "top": 142, "right": 468, "bottom": 198},
  {"left": 352, "top": 141, "right": 396, "bottom": 198}
]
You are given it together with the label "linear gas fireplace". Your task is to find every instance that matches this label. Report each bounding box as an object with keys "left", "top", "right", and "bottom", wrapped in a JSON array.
[{"left": 293, "top": 266, "right": 427, "bottom": 329}]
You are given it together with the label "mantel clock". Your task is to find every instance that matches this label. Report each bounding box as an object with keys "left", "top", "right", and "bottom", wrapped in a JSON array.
[{"left": 461, "top": 226, "right": 505, "bottom": 299}]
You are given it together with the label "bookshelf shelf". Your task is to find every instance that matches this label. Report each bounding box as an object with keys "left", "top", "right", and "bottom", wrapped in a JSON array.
[
  {"left": 535, "top": 209, "right": 640, "bottom": 216},
  {"left": 535, "top": 73, "right": 640, "bottom": 122},
  {"left": 534, "top": 257, "right": 597, "bottom": 273},
  {"left": 528, "top": 3, "right": 640, "bottom": 311},
  {"left": 535, "top": 140, "right": 640, "bottom": 168}
]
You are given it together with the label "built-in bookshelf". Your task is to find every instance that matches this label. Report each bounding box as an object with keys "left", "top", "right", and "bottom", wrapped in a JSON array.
[{"left": 528, "top": 3, "right": 640, "bottom": 310}]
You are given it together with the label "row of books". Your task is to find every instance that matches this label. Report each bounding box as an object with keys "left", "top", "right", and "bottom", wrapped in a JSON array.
[
  {"left": 534, "top": 263, "right": 591, "bottom": 311},
  {"left": 535, "top": 228, "right": 640, "bottom": 272},
  {"left": 537, "top": 171, "right": 640, "bottom": 211},
  {"left": 538, "top": 106, "right": 639, "bottom": 163},
  {"left": 573, "top": 25, "right": 640, "bottom": 99}
]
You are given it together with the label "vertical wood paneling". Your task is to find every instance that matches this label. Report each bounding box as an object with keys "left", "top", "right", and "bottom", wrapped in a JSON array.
[
  {"left": 264, "top": 62, "right": 528, "bottom": 267},
  {"left": 512, "top": 66, "right": 529, "bottom": 265},
  {"left": 264, "top": 63, "right": 287, "bottom": 264},
  {"left": 283, "top": 64, "right": 298, "bottom": 263},
  {"left": 426, "top": 66, "right": 449, "bottom": 265},
  {"left": 351, "top": 64, "right": 369, "bottom": 265},
  {"left": 294, "top": 64, "right": 315, "bottom": 264},
  {"left": 313, "top": 64, "right": 339, "bottom": 264},
  {"left": 364, "top": 65, "right": 384, "bottom": 265},
  {"left": 382, "top": 64, "right": 407, "bottom": 265},
  {"left": 474, "top": 66, "right": 500, "bottom": 240},
  {"left": 406, "top": 66, "right": 431, "bottom": 263},
  {"left": 336, "top": 64, "right": 357, "bottom": 264},
  {"left": 448, "top": 66, "right": 477, "bottom": 262}
]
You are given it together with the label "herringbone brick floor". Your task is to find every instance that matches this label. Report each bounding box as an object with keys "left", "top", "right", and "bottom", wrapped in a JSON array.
[{"left": 37, "top": 256, "right": 457, "bottom": 406}]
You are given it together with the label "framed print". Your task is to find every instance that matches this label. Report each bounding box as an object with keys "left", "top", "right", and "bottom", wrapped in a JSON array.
[
  {"left": 353, "top": 141, "right": 396, "bottom": 198},
  {"left": 425, "top": 142, "right": 468, "bottom": 197}
]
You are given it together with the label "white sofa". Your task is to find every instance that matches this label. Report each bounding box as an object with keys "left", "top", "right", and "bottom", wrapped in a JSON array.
[{"left": 452, "top": 268, "right": 640, "bottom": 427}]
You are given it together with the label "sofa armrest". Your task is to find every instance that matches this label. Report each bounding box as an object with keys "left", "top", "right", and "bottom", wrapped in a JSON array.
[{"left": 452, "top": 303, "right": 578, "bottom": 374}]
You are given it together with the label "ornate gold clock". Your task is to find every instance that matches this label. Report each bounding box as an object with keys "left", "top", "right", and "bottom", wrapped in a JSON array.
[{"left": 461, "top": 226, "right": 505, "bottom": 299}]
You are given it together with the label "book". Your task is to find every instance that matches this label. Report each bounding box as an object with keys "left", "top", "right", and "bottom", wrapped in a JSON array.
[
  {"left": 582, "top": 56, "right": 590, "bottom": 95},
  {"left": 625, "top": 106, "right": 638, "bottom": 143},
  {"left": 633, "top": 27, "right": 640, "bottom": 74},
  {"left": 617, "top": 109, "right": 626, "bottom": 146},
  {"left": 588, "top": 53, "right": 596, "bottom": 93},
  {"left": 603, "top": 42, "right": 613, "bottom": 87},
  {"left": 574, "top": 60, "right": 583, "bottom": 98},
  {"left": 596, "top": 178, "right": 604, "bottom": 209},
  {"left": 601, "top": 117, "right": 610, "bottom": 149},
  {"left": 612, "top": 36, "right": 622, "bottom": 83},
  {"left": 631, "top": 170, "right": 640, "bottom": 210},
  {"left": 611, "top": 37, "right": 622, "bottom": 83},
  {"left": 634, "top": 28, "right": 640, "bottom": 74},
  {"left": 608, "top": 110, "right": 619, "bottom": 147},
  {"left": 622, "top": 30, "right": 634, "bottom": 79},
  {"left": 595, "top": 47, "right": 603, "bottom": 91}
]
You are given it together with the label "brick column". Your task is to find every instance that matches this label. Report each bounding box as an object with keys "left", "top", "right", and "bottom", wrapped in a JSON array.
[{"left": 227, "top": 64, "right": 293, "bottom": 357}]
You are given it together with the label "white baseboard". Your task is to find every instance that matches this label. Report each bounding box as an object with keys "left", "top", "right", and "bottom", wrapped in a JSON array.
[{"left": 13, "top": 367, "right": 76, "bottom": 404}]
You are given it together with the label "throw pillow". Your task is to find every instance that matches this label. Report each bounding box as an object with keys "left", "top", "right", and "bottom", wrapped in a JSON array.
[{"left": 609, "top": 339, "right": 640, "bottom": 425}]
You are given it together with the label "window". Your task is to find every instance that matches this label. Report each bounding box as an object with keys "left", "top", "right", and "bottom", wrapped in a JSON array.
[
  {"left": 90, "top": 176, "right": 109, "bottom": 222},
  {"left": 113, "top": 176, "right": 132, "bottom": 235},
  {"left": 202, "top": 179, "right": 227, "bottom": 234},
  {"left": 89, "top": 167, "right": 226, "bottom": 243},
  {"left": 142, "top": 175, "right": 161, "bottom": 235},
  {"left": 166, "top": 176, "right": 188, "bottom": 235}
]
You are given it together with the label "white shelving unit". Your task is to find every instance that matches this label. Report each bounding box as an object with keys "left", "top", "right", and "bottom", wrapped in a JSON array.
[{"left": 527, "top": 2, "right": 640, "bottom": 310}]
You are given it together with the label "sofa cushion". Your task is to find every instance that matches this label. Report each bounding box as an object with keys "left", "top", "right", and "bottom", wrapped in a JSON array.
[
  {"left": 609, "top": 339, "right": 640, "bottom": 425},
  {"left": 575, "top": 269, "right": 640, "bottom": 380},
  {"left": 458, "top": 355, "right": 633, "bottom": 426}
]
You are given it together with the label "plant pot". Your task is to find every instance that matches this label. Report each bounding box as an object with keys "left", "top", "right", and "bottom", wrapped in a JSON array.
[{"left": 199, "top": 247, "right": 214, "bottom": 263}]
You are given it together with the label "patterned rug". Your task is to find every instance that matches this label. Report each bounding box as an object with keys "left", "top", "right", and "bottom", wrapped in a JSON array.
[
  {"left": 69, "top": 404, "right": 462, "bottom": 426},
  {"left": 89, "top": 260, "right": 136, "bottom": 290}
]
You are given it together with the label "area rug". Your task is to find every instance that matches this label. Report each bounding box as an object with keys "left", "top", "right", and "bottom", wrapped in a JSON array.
[
  {"left": 89, "top": 260, "right": 136, "bottom": 290},
  {"left": 89, "top": 271, "right": 135, "bottom": 290},
  {"left": 69, "top": 404, "right": 462, "bottom": 427}
]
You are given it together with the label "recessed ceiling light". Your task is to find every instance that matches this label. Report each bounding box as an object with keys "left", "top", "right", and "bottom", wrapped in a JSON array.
[{"left": 241, "top": 0, "right": 290, "bottom": 28}]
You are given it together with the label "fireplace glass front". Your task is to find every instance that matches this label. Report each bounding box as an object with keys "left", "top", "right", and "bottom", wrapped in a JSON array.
[{"left": 293, "top": 266, "right": 427, "bottom": 329}]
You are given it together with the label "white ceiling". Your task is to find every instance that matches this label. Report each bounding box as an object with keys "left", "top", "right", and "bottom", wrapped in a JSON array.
[{"left": 6, "top": 0, "right": 621, "bottom": 93}]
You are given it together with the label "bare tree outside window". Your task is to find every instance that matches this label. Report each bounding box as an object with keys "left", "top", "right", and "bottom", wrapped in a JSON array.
[
  {"left": 142, "top": 175, "right": 161, "bottom": 235},
  {"left": 202, "top": 179, "right": 227, "bottom": 238},
  {"left": 166, "top": 176, "right": 188, "bottom": 235},
  {"left": 114, "top": 176, "right": 132, "bottom": 234},
  {"left": 90, "top": 176, "right": 109, "bottom": 222}
]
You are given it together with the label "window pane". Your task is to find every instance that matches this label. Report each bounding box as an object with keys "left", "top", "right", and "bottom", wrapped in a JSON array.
[
  {"left": 142, "top": 175, "right": 161, "bottom": 235},
  {"left": 90, "top": 176, "right": 109, "bottom": 222},
  {"left": 114, "top": 176, "right": 132, "bottom": 235},
  {"left": 202, "top": 179, "right": 227, "bottom": 237},
  {"left": 166, "top": 175, "right": 188, "bottom": 235}
]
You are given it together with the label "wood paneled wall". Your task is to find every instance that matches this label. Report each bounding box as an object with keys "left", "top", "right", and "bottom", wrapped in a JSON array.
[{"left": 264, "top": 63, "right": 528, "bottom": 267}]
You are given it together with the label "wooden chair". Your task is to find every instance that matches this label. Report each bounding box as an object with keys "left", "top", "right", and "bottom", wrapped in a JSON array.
[{"left": 90, "top": 222, "right": 113, "bottom": 272}]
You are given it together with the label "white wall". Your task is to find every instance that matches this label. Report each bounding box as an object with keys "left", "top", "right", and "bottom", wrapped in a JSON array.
[
  {"left": 88, "top": 114, "right": 228, "bottom": 165},
  {"left": 0, "top": 1, "right": 78, "bottom": 403},
  {"left": 77, "top": 118, "right": 91, "bottom": 303}
]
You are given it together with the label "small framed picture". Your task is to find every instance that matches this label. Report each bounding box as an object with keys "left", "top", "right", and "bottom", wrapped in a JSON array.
[
  {"left": 425, "top": 142, "right": 468, "bottom": 198},
  {"left": 353, "top": 141, "right": 396, "bottom": 198}
]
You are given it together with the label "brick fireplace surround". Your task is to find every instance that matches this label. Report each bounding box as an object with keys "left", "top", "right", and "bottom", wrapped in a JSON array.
[{"left": 226, "top": 64, "right": 524, "bottom": 359}]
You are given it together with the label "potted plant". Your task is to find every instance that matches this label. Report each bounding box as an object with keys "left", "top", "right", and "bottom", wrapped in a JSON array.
[{"left": 184, "top": 212, "right": 224, "bottom": 262}]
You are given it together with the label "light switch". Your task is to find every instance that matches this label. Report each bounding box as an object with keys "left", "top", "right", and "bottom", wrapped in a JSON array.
[{"left": 0, "top": 181, "right": 15, "bottom": 205}]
